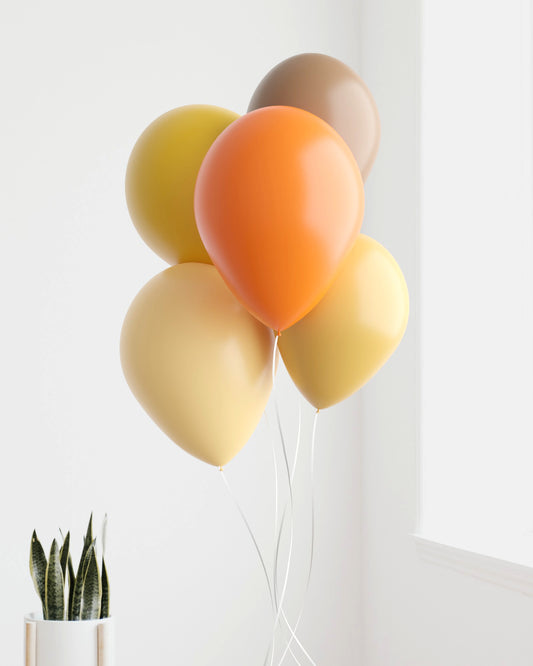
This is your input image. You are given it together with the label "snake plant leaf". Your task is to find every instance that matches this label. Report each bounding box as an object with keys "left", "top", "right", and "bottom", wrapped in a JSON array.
[
  {"left": 67, "top": 554, "right": 76, "bottom": 621},
  {"left": 101, "top": 514, "right": 108, "bottom": 559},
  {"left": 100, "top": 557, "right": 109, "bottom": 619},
  {"left": 85, "top": 513, "right": 93, "bottom": 545},
  {"left": 81, "top": 547, "right": 101, "bottom": 620},
  {"left": 30, "top": 531, "right": 47, "bottom": 619},
  {"left": 45, "top": 539, "right": 65, "bottom": 621},
  {"left": 71, "top": 541, "right": 95, "bottom": 621},
  {"left": 30, "top": 513, "right": 110, "bottom": 622},
  {"left": 83, "top": 539, "right": 97, "bottom": 580},
  {"left": 71, "top": 518, "right": 94, "bottom": 621},
  {"left": 59, "top": 531, "right": 70, "bottom": 580}
]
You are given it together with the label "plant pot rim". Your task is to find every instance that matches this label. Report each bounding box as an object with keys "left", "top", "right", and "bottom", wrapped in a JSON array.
[{"left": 25, "top": 612, "right": 113, "bottom": 625}]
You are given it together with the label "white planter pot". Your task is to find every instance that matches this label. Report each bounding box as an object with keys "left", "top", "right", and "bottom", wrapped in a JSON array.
[{"left": 24, "top": 613, "right": 114, "bottom": 666}]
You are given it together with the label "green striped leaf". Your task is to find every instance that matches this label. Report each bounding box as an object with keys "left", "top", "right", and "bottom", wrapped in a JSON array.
[
  {"left": 85, "top": 514, "right": 93, "bottom": 544},
  {"left": 31, "top": 514, "right": 110, "bottom": 623},
  {"left": 70, "top": 517, "right": 94, "bottom": 620},
  {"left": 100, "top": 557, "right": 110, "bottom": 619},
  {"left": 29, "top": 531, "right": 47, "bottom": 619},
  {"left": 59, "top": 531, "right": 70, "bottom": 580},
  {"left": 67, "top": 554, "right": 76, "bottom": 621},
  {"left": 71, "top": 541, "right": 94, "bottom": 621},
  {"left": 45, "top": 539, "right": 64, "bottom": 620},
  {"left": 81, "top": 547, "right": 101, "bottom": 620}
]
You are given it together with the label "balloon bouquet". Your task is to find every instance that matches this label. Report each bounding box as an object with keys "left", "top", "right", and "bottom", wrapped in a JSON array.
[{"left": 120, "top": 53, "right": 409, "bottom": 659}]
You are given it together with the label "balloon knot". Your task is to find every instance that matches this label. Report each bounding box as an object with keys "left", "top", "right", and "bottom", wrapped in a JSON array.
[{"left": 218, "top": 466, "right": 224, "bottom": 472}]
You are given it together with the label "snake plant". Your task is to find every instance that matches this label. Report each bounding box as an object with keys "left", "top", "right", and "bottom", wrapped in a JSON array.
[{"left": 30, "top": 514, "right": 110, "bottom": 621}]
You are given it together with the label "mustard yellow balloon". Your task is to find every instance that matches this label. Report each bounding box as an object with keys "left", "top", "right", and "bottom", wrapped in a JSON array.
[
  {"left": 120, "top": 263, "right": 275, "bottom": 467},
  {"left": 125, "top": 105, "right": 239, "bottom": 264},
  {"left": 279, "top": 235, "right": 409, "bottom": 409}
]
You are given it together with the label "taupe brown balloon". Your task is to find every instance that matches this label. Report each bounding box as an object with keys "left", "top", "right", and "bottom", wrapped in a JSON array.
[
  {"left": 248, "top": 53, "right": 380, "bottom": 181},
  {"left": 120, "top": 263, "right": 275, "bottom": 467}
]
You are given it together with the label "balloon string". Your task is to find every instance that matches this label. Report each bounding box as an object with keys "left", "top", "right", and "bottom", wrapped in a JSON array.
[
  {"left": 266, "top": 331, "right": 297, "bottom": 665},
  {"left": 268, "top": 400, "right": 296, "bottom": 666},
  {"left": 271, "top": 407, "right": 319, "bottom": 666},
  {"left": 272, "top": 332, "right": 279, "bottom": 388},
  {"left": 269, "top": 397, "right": 317, "bottom": 665},
  {"left": 220, "top": 334, "right": 314, "bottom": 665},
  {"left": 265, "top": 402, "right": 303, "bottom": 665},
  {"left": 272, "top": 509, "right": 313, "bottom": 665},
  {"left": 271, "top": 423, "right": 280, "bottom": 543},
  {"left": 291, "top": 398, "right": 302, "bottom": 484},
  {"left": 277, "top": 410, "right": 320, "bottom": 666},
  {"left": 273, "top": 396, "right": 301, "bottom": 601},
  {"left": 219, "top": 469, "right": 275, "bottom": 613},
  {"left": 271, "top": 333, "right": 280, "bottom": 541},
  {"left": 266, "top": 330, "right": 301, "bottom": 665}
]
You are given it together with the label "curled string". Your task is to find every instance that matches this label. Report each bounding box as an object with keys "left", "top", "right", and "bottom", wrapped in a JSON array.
[
  {"left": 219, "top": 470, "right": 275, "bottom": 613},
  {"left": 266, "top": 331, "right": 298, "bottom": 665},
  {"left": 275, "top": 399, "right": 313, "bottom": 664},
  {"left": 266, "top": 397, "right": 303, "bottom": 666},
  {"left": 271, "top": 421, "right": 280, "bottom": 543},
  {"left": 273, "top": 512, "right": 312, "bottom": 664},
  {"left": 268, "top": 399, "right": 296, "bottom": 666},
  {"left": 273, "top": 396, "right": 301, "bottom": 601},
  {"left": 291, "top": 398, "right": 302, "bottom": 484},
  {"left": 269, "top": 397, "right": 317, "bottom": 665},
  {"left": 272, "top": 332, "right": 279, "bottom": 387},
  {"left": 270, "top": 332, "right": 281, "bottom": 550},
  {"left": 221, "top": 331, "right": 314, "bottom": 665},
  {"left": 272, "top": 405, "right": 319, "bottom": 665},
  {"left": 278, "top": 410, "right": 320, "bottom": 666},
  {"left": 272, "top": 396, "right": 302, "bottom": 606}
]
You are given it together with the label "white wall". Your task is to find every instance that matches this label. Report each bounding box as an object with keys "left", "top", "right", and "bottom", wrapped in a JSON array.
[
  {"left": 359, "top": 1, "right": 533, "bottom": 664},
  {"left": 0, "top": 1, "right": 363, "bottom": 664},
  {"left": 419, "top": 0, "right": 533, "bottom": 563}
]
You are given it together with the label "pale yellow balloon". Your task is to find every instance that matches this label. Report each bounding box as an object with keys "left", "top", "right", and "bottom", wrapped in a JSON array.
[
  {"left": 125, "top": 105, "right": 239, "bottom": 265},
  {"left": 120, "top": 263, "right": 275, "bottom": 467},
  {"left": 279, "top": 235, "right": 409, "bottom": 409}
]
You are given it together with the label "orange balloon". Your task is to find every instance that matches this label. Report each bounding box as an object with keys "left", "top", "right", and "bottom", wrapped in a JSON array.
[{"left": 194, "top": 106, "right": 364, "bottom": 332}]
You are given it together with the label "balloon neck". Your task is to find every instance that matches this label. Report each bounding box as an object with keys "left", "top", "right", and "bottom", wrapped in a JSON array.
[{"left": 218, "top": 466, "right": 224, "bottom": 472}]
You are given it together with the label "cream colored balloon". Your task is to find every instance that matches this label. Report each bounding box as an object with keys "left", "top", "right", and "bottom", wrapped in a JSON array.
[
  {"left": 120, "top": 263, "right": 275, "bottom": 467},
  {"left": 279, "top": 235, "right": 409, "bottom": 409}
]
